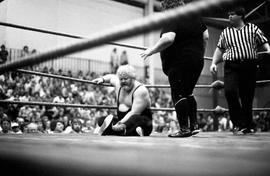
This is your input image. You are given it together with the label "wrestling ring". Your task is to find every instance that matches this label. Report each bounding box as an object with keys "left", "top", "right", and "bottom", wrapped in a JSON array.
[{"left": 1, "top": 0, "right": 270, "bottom": 175}]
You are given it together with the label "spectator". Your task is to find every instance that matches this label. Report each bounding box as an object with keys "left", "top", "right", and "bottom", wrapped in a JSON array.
[
  {"left": 110, "top": 48, "right": 119, "bottom": 73},
  {"left": 25, "top": 122, "right": 39, "bottom": 133},
  {"left": 45, "top": 120, "right": 52, "bottom": 133},
  {"left": 31, "top": 49, "right": 37, "bottom": 55},
  {"left": 120, "top": 50, "right": 129, "bottom": 65},
  {"left": 64, "top": 118, "right": 83, "bottom": 134},
  {"left": 50, "top": 119, "right": 65, "bottom": 133},
  {"left": 21, "top": 45, "right": 30, "bottom": 57},
  {"left": 36, "top": 120, "right": 46, "bottom": 133},
  {"left": 0, "top": 117, "right": 12, "bottom": 134},
  {"left": 205, "top": 114, "right": 214, "bottom": 131},
  {"left": 61, "top": 115, "right": 70, "bottom": 129},
  {"left": 218, "top": 115, "right": 228, "bottom": 131},
  {"left": 11, "top": 122, "right": 22, "bottom": 134},
  {"left": 197, "top": 113, "right": 207, "bottom": 131},
  {"left": 16, "top": 117, "right": 26, "bottom": 133},
  {"left": 0, "top": 44, "right": 8, "bottom": 64},
  {"left": 83, "top": 119, "right": 96, "bottom": 133}
]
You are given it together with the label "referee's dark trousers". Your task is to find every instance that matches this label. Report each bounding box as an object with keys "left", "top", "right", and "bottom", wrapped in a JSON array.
[{"left": 224, "top": 60, "right": 257, "bottom": 129}]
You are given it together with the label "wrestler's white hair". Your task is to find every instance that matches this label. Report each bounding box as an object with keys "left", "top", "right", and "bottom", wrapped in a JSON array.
[{"left": 116, "top": 65, "right": 136, "bottom": 79}]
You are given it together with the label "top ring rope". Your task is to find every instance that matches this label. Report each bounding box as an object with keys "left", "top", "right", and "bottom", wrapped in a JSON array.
[
  {"left": 0, "top": 0, "right": 244, "bottom": 74},
  {"left": 0, "top": 21, "right": 214, "bottom": 60},
  {"left": 0, "top": 22, "right": 147, "bottom": 51}
]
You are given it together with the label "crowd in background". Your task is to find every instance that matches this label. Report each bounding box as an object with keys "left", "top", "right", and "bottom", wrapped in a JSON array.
[{"left": 0, "top": 45, "right": 270, "bottom": 134}]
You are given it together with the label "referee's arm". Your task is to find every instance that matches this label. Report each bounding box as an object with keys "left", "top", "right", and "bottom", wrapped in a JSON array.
[
  {"left": 210, "top": 47, "right": 224, "bottom": 75},
  {"left": 261, "top": 43, "right": 270, "bottom": 54}
]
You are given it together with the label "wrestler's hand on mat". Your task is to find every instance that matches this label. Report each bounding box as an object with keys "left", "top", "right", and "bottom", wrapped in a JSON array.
[
  {"left": 92, "top": 77, "right": 104, "bottom": 84},
  {"left": 112, "top": 122, "right": 126, "bottom": 131}
]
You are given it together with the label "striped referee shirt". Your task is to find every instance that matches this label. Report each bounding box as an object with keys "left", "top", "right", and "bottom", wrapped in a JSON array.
[{"left": 217, "top": 23, "right": 268, "bottom": 61}]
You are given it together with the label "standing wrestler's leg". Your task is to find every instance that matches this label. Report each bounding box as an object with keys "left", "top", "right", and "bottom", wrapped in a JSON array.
[
  {"left": 167, "top": 67, "right": 191, "bottom": 137},
  {"left": 187, "top": 58, "right": 204, "bottom": 134},
  {"left": 168, "top": 68, "right": 188, "bottom": 129},
  {"left": 187, "top": 95, "right": 200, "bottom": 134}
]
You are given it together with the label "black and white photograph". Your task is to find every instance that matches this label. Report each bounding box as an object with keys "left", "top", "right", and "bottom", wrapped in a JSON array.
[{"left": 0, "top": 0, "right": 270, "bottom": 175}]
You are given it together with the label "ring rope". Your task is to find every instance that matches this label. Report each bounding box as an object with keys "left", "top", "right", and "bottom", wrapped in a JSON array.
[
  {"left": 1, "top": 100, "right": 269, "bottom": 112},
  {"left": 16, "top": 69, "right": 224, "bottom": 89},
  {"left": 0, "top": 100, "right": 116, "bottom": 109},
  {"left": 256, "top": 80, "right": 270, "bottom": 84},
  {"left": 16, "top": 69, "right": 112, "bottom": 87},
  {"left": 15, "top": 69, "right": 270, "bottom": 89},
  {"left": 0, "top": 22, "right": 147, "bottom": 51},
  {"left": 0, "top": 21, "right": 213, "bottom": 61},
  {"left": 0, "top": 0, "right": 242, "bottom": 74},
  {"left": 147, "top": 80, "right": 270, "bottom": 88}
]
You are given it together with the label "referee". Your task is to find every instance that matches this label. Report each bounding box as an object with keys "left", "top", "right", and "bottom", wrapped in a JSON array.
[{"left": 210, "top": 7, "right": 270, "bottom": 135}]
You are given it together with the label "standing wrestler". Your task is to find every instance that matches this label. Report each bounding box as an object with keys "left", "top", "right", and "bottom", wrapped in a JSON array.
[
  {"left": 210, "top": 7, "right": 270, "bottom": 134},
  {"left": 92, "top": 65, "right": 153, "bottom": 136},
  {"left": 140, "top": 0, "right": 208, "bottom": 137}
]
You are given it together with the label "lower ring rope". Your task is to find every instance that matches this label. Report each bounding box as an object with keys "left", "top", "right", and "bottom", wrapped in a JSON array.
[
  {"left": 0, "top": 100, "right": 117, "bottom": 109},
  {"left": 1, "top": 100, "right": 269, "bottom": 112}
]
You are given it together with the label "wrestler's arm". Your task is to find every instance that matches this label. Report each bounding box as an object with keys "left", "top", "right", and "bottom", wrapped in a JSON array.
[
  {"left": 203, "top": 29, "right": 209, "bottom": 53},
  {"left": 140, "top": 32, "right": 175, "bottom": 60},
  {"left": 92, "top": 74, "right": 120, "bottom": 87},
  {"left": 120, "top": 86, "right": 150, "bottom": 124}
]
